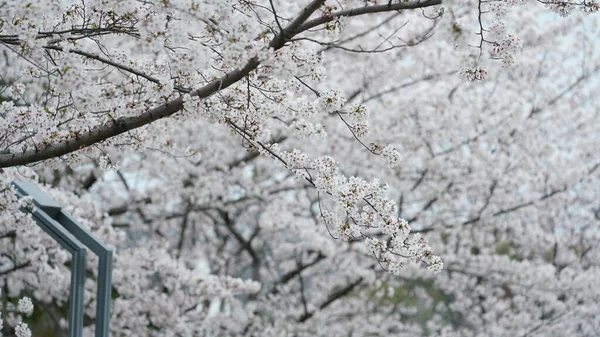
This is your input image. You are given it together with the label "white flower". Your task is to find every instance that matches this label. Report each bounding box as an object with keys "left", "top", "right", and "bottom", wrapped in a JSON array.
[
  {"left": 351, "top": 122, "right": 369, "bottom": 137},
  {"left": 365, "top": 237, "right": 387, "bottom": 253},
  {"left": 279, "top": 149, "right": 310, "bottom": 169},
  {"left": 318, "top": 90, "right": 345, "bottom": 113},
  {"left": 547, "top": 2, "right": 573, "bottom": 17},
  {"left": 8, "top": 83, "right": 26, "bottom": 99},
  {"left": 428, "top": 256, "right": 444, "bottom": 274},
  {"left": 463, "top": 68, "right": 486, "bottom": 81},
  {"left": 339, "top": 223, "right": 361, "bottom": 241},
  {"left": 382, "top": 145, "right": 402, "bottom": 168},
  {"left": 18, "top": 297, "right": 34, "bottom": 316},
  {"left": 290, "top": 120, "right": 327, "bottom": 139},
  {"left": 15, "top": 322, "right": 32, "bottom": 337},
  {"left": 387, "top": 260, "right": 404, "bottom": 275},
  {"left": 98, "top": 154, "right": 120, "bottom": 172}
]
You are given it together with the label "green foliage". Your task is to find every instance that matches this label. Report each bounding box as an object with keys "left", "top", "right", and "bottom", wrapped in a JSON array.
[
  {"left": 359, "top": 278, "right": 459, "bottom": 335},
  {"left": 495, "top": 241, "right": 523, "bottom": 261}
]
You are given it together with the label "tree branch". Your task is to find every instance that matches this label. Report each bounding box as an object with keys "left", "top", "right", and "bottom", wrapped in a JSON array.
[
  {"left": 298, "top": 277, "right": 363, "bottom": 322},
  {"left": 270, "top": 252, "right": 326, "bottom": 294},
  {"left": 0, "top": 0, "right": 441, "bottom": 168},
  {"left": 43, "top": 45, "right": 190, "bottom": 93},
  {"left": 297, "top": 0, "right": 441, "bottom": 33},
  {"left": 0, "top": 261, "right": 31, "bottom": 276}
]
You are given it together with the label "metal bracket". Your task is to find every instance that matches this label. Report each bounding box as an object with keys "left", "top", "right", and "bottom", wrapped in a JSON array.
[{"left": 12, "top": 181, "right": 112, "bottom": 337}]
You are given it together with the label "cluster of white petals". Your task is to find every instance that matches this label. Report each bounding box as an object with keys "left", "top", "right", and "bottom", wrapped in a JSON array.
[
  {"left": 0, "top": 288, "right": 33, "bottom": 337},
  {"left": 279, "top": 149, "right": 443, "bottom": 274}
]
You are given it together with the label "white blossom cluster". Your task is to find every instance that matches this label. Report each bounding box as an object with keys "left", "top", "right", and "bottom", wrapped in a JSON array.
[
  {"left": 317, "top": 90, "right": 345, "bottom": 113},
  {"left": 17, "top": 297, "right": 34, "bottom": 316},
  {"left": 490, "top": 34, "right": 523, "bottom": 67},
  {"left": 279, "top": 149, "right": 443, "bottom": 275},
  {"left": 381, "top": 145, "right": 403, "bottom": 168},
  {"left": 0, "top": 288, "right": 33, "bottom": 337},
  {"left": 345, "top": 104, "right": 371, "bottom": 137},
  {"left": 460, "top": 67, "right": 488, "bottom": 82},
  {"left": 290, "top": 119, "right": 327, "bottom": 139},
  {"left": 544, "top": 0, "right": 599, "bottom": 16}
]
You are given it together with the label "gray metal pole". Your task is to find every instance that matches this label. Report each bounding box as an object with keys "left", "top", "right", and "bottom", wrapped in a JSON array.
[
  {"left": 13, "top": 186, "right": 87, "bottom": 337},
  {"left": 56, "top": 212, "right": 113, "bottom": 337},
  {"left": 12, "top": 181, "right": 113, "bottom": 337}
]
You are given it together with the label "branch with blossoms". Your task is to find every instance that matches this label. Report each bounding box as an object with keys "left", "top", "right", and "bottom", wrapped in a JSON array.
[
  {"left": 537, "top": 0, "right": 600, "bottom": 16},
  {"left": 291, "top": 10, "right": 442, "bottom": 54},
  {"left": 320, "top": 11, "right": 404, "bottom": 52},
  {"left": 298, "top": 276, "right": 364, "bottom": 322},
  {"left": 226, "top": 119, "right": 443, "bottom": 275},
  {"left": 0, "top": 26, "right": 139, "bottom": 45},
  {"left": 464, "top": 0, "right": 597, "bottom": 79},
  {"left": 0, "top": 288, "right": 34, "bottom": 337},
  {"left": 0, "top": 0, "right": 442, "bottom": 168},
  {"left": 291, "top": 74, "right": 404, "bottom": 161},
  {"left": 0, "top": 3, "right": 139, "bottom": 45}
]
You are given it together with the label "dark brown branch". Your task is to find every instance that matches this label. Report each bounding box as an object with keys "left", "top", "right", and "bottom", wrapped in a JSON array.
[
  {"left": 297, "top": 258, "right": 310, "bottom": 319},
  {"left": 217, "top": 209, "right": 259, "bottom": 262},
  {"left": 296, "top": 0, "right": 441, "bottom": 33},
  {"left": 0, "top": 230, "right": 17, "bottom": 240},
  {"left": 0, "top": 0, "right": 441, "bottom": 168},
  {"left": 360, "top": 72, "right": 453, "bottom": 105},
  {"left": 176, "top": 202, "right": 193, "bottom": 259},
  {"left": 43, "top": 45, "right": 190, "bottom": 93},
  {"left": 462, "top": 179, "right": 497, "bottom": 225},
  {"left": 529, "top": 64, "right": 600, "bottom": 118},
  {"left": 270, "top": 252, "right": 326, "bottom": 294},
  {"left": 410, "top": 169, "right": 428, "bottom": 191},
  {"left": 0, "top": 261, "right": 31, "bottom": 276},
  {"left": 298, "top": 277, "right": 363, "bottom": 322},
  {"left": 107, "top": 196, "right": 151, "bottom": 216},
  {"left": 0, "top": 0, "right": 325, "bottom": 167}
]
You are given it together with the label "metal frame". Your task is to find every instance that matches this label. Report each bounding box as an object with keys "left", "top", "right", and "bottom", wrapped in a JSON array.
[{"left": 12, "top": 181, "right": 112, "bottom": 337}]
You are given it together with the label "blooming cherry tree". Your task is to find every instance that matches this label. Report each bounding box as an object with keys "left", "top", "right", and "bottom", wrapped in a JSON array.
[{"left": 1, "top": 0, "right": 599, "bottom": 336}]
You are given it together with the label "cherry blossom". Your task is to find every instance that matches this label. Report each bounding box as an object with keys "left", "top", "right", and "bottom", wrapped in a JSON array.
[{"left": 1, "top": 1, "right": 599, "bottom": 336}]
